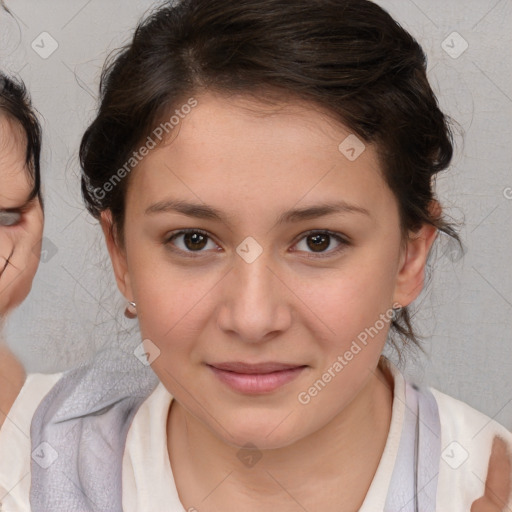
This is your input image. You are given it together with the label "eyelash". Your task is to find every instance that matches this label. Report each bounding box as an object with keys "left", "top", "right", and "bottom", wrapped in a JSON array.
[{"left": 163, "top": 228, "right": 350, "bottom": 259}]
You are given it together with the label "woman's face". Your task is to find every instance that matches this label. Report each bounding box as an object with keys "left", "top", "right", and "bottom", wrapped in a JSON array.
[
  {"left": 0, "top": 115, "right": 43, "bottom": 317},
  {"left": 104, "top": 92, "right": 437, "bottom": 449}
]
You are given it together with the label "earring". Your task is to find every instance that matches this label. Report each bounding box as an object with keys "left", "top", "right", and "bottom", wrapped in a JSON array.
[{"left": 125, "top": 301, "right": 137, "bottom": 319}]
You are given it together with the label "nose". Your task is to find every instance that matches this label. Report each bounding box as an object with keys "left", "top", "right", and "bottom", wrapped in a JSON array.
[{"left": 216, "top": 249, "right": 292, "bottom": 344}]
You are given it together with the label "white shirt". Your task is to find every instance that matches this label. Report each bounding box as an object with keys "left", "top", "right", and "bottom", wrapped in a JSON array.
[
  {"left": 0, "top": 363, "right": 511, "bottom": 511},
  {"left": 0, "top": 372, "right": 62, "bottom": 512},
  {"left": 122, "top": 359, "right": 512, "bottom": 511}
]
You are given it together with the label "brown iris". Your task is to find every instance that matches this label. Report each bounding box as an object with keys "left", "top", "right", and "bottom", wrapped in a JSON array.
[
  {"left": 183, "top": 232, "right": 208, "bottom": 251},
  {"left": 307, "top": 233, "right": 330, "bottom": 252}
]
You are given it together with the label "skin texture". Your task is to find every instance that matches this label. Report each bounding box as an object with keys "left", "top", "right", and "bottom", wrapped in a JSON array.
[
  {"left": 102, "top": 91, "right": 437, "bottom": 511},
  {"left": 0, "top": 114, "right": 43, "bottom": 429},
  {"left": 471, "top": 436, "right": 512, "bottom": 511},
  {"left": 101, "top": 92, "right": 509, "bottom": 510}
]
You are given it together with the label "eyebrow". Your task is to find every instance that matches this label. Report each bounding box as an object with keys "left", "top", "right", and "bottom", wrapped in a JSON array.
[{"left": 145, "top": 198, "right": 370, "bottom": 224}]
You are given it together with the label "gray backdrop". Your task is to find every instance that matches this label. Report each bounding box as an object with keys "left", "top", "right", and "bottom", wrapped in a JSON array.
[{"left": 1, "top": 0, "right": 511, "bottom": 428}]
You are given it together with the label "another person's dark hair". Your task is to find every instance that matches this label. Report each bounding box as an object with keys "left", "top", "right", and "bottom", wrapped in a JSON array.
[
  {"left": 0, "top": 72, "right": 43, "bottom": 205},
  {"left": 80, "top": 0, "right": 462, "bottom": 356}
]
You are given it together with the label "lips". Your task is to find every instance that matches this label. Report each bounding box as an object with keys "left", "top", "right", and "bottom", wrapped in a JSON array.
[
  {"left": 207, "top": 361, "right": 308, "bottom": 394},
  {"left": 208, "top": 361, "right": 305, "bottom": 374}
]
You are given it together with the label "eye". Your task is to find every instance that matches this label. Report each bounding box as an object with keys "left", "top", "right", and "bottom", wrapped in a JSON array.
[
  {"left": 164, "top": 228, "right": 220, "bottom": 256},
  {"left": 163, "top": 228, "right": 350, "bottom": 259},
  {"left": 0, "top": 210, "right": 22, "bottom": 227},
  {"left": 292, "top": 230, "right": 350, "bottom": 258}
]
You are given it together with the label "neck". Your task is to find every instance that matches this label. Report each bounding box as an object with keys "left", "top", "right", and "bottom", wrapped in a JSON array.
[
  {"left": 0, "top": 325, "right": 27, "bottom": 429},
  {"left": 168, "top": 358, "right": 394, "bottom": 512}
]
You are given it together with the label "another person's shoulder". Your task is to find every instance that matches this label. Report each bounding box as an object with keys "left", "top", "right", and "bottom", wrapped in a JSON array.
[
  {"left": 0, "top": 372, "right": 62, "bottom": 512},
  {"left": 20, "top": 371, "right": 63, "bottom": 399},
  {"left": 429, "top": 386, "right": 512, "bottom": 509},
  {"left": 1, "top": 371, "right": 63, "bottom": 437}
]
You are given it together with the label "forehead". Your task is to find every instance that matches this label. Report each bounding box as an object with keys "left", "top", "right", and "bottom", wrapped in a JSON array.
[
  {"left": 0, "top": 114, "right": 31, "bottom": 206},
  {"left": 0, "top": 113, "right": 25, "bottom": 153},
  {"left": 128, "top": 91, "right": 393, "bottom": 221}
]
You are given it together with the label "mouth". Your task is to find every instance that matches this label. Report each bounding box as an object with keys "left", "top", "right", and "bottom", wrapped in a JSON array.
[{"left": 206, "top": 362, "right": 308, "bottom": 394}]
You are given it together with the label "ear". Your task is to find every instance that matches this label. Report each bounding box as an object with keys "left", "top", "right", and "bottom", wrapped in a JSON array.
[
  {"left": 393, "top": 201, "right": 440, "bottom": 308},
  {"left": 100, "top": 210, "right": 134, "bottom": 302}
]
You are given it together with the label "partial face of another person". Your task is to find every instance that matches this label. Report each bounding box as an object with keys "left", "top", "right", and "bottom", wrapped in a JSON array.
[
  {"left": 104, "top": 92, "right": 436, "bottom": 450},
  {"left": 0, "top": 114, "right": 43, "bottom": 316}
]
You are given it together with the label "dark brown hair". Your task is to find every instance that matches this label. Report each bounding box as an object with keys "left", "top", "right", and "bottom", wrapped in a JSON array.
[
  {"left": 0, "top": 72, "right": 42, "bottom": 204},
  {"left": 80, "top": 0, "right": 462, "bottom": 356}
]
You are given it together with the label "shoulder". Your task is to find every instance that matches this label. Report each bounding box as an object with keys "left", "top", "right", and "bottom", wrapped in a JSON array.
[
  {"left": 20, "top": 372, "right": 63, "bottom": 400},
  {"left": 14, "top": 372, "right": 64, "bottom": 428},
  {"left": 122, "top": 382, "right": 179, "bottom": 512},
  {"left": 428, "top": 386, "right": 512, "bottom": 509},
  {"left": 1, "top": 372, "right": 63, "bottom": 438},
  {"left": 0, "top": 372, "right": 62, "bottom": 511},
  {"left": 124, "top": 381, "right": 173, "bottom": 455},
  {"left": 430, "top": 386, "right": 512, "bottom": 444}
]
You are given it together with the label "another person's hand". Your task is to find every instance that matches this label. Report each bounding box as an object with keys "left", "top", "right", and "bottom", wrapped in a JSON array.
[{"left": 471, "top": 435, "right": 512, "bottom": 512}]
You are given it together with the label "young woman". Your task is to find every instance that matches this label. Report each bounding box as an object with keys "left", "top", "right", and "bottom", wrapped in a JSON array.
[
  {"left": 0, "top": 72, "right": 62, "bottom": 509},
  {"left": 28, "top": 0, "right": 511, "bottom": 511}
]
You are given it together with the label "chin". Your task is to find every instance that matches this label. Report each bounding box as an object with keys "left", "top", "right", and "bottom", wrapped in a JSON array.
[{"left": 214, "top": 413, "right": 305, "bottom": 451}]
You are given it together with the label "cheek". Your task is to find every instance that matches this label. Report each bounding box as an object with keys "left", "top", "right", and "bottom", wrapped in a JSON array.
[
  {"left": 7, "top": 269, "right": 35, "bottom": 310},
  {"left": 127, "top": 227, "right": 401, "bottom": 371},
  {"left": 0, "top": 233, "right": 12, "bottom": 263},
  {"left": 302, "top": 250, "right": 400, "bottom": 350},
  {"left": 132, "top": 267, "right": 213, "bottom": 392},
  {"left": 0, "top": 233, "right": 40, "bottom": 314},
  {"left": 129, "top": 253, "right": 217, "bottom": 347}
]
